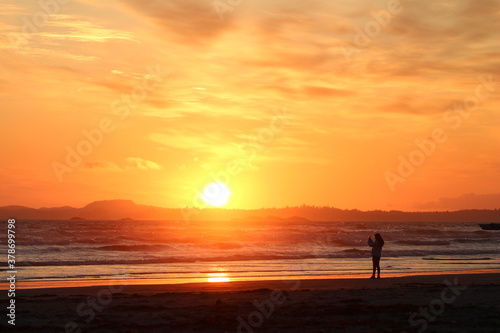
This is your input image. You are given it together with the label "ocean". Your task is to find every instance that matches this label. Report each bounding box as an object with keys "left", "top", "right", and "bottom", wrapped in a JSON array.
[{"left": 4, "top": 220, "right": 500, "bottom": 285}]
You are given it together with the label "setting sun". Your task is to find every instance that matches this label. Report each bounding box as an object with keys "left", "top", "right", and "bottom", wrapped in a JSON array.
[{"left": 200, "top": 182, "right": 231, "bottom": 207}]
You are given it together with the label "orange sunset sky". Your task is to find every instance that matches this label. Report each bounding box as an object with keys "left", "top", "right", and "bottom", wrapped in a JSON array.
[{"left": 1, "top": 0, "right": 499, "bottom": 211}]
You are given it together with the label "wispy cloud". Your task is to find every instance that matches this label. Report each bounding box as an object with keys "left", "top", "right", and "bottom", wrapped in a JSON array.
[
  {"left": 123, "top": 0, "right": 234, "bottom": 45},
  {"left": 40, "top": 15, "right": 137, "bottom": 43},
  {"left": 125, "top": 157, "right": 163, "bottom": 171},
  {"left": 83, "top": 158, "right": 163, "bottom": 171}
]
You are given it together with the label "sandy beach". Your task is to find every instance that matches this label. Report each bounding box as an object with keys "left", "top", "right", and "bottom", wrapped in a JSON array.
[{"left": 4, "top": 270, "right": 499, "bottom": 333}]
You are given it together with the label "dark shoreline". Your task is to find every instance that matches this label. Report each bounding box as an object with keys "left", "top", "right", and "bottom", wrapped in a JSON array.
[{"left": 3, "top": 272, "right": 499, "bottom": 333}]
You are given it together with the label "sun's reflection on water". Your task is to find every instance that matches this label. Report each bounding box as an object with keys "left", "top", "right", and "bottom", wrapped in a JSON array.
[{"left": 207, "top": 273, "right": 230, "bottom": 283}]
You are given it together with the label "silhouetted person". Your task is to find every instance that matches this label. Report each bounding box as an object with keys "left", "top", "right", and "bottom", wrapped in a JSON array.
[{"left": 368, "top": 233, "right": 384, "bottom": 279}]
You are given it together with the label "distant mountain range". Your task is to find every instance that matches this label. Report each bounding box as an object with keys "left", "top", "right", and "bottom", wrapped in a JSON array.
[{"left": 1, "top": 200, "right": 499, "bottom": 222}]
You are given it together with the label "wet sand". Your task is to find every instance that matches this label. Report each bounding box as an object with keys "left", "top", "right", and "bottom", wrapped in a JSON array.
[{"left": 4, "top": 270, "right": 500, "bottom": 333}]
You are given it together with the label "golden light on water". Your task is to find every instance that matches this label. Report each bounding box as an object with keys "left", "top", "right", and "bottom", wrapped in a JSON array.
[{"left": 207, "top": 273, "right": 230, "bottom": 283}]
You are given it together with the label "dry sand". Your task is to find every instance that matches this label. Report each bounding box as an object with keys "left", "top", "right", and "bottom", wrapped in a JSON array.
[{"left": 3, "top": 270, "right": 500, "bottom": 333}]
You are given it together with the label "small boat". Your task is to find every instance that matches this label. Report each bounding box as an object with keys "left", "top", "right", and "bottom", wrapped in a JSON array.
[{"left": 479, "top": 223, "right": 500, "bottom": 230}]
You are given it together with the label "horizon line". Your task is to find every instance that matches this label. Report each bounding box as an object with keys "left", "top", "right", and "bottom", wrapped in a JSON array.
[{"left": 1, "top": 199, "right": 499, "bottom": 214}]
